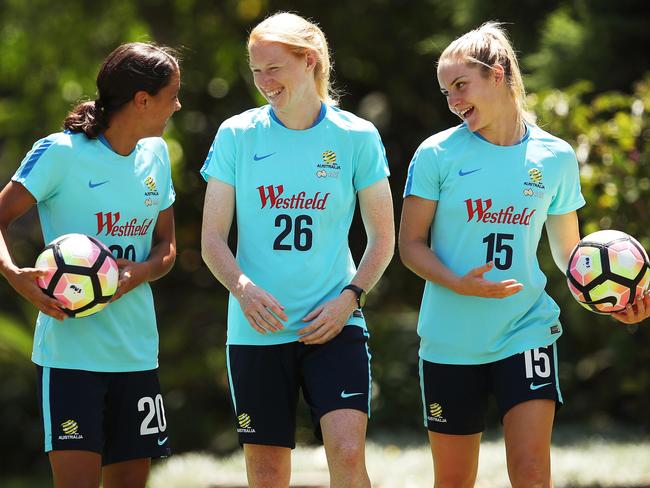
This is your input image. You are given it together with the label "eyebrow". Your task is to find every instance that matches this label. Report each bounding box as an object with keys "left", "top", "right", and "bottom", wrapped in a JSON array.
[
  {"left": 450, "top": 75, "right": 465, "bottom": 86},
  {"left": 440, "top": 75, "right": 466, "bottom": 94},
  {"left": 249, "top": 60, "right": 281, "bottom": 69}
]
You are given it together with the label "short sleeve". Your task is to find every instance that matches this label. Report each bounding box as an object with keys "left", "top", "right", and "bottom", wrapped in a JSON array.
[
  {"left": 12, "top": 135, "right": 67, "bottom": 203},
  {"left": 547, "top": 147, "right": 586, "bottom": 215},
  {"left": 352, "top": 127, "right": 390, "bottom": 191},
  {"left": 157, "top": 139, "right": 176, "bottom": 210},
  {"left": 200, "top": 123, "right": 237, "bottom": 186},
  {"left": 403, "top": 143, "right": 441, "bottom": 201}
]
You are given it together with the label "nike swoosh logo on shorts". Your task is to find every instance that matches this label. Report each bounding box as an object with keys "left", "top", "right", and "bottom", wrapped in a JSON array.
[
  {"left": 157, "top": 437, "right": 168, "bottom": 446},
  {"left": 88, "top": 180, "right": 109, "bottom": 188},
  {"left": 458, "top": 168, "right": 481, "bottom": 176},
  {"left": 529, "top": 382, "right": 552, "bottom": 391},
  {"left": 340, "top": 390, "right": 363, "bottom": 398},
  {"left": 253, "top": 152, "right": 276, "bottom": 161}
]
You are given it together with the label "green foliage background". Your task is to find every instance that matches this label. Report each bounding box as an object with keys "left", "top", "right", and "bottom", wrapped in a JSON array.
[{"left": 1, "top": 0, "right": 649, "bottom": 477}]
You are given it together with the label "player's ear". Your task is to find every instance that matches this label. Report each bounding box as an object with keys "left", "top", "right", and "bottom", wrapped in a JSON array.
[
  {"left": 305, "top": 50, "right": 318, "bottom": 72},
  {"left": 133, "top": 91, "right": 149, "bottom": 111},
  {"left": 492, "top": 64, "right": 505, "bottom": 85}
]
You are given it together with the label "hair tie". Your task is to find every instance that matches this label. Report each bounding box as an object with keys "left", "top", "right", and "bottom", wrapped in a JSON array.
[{"left": 94, "top": 99, "right": 105, "bottom": 111}]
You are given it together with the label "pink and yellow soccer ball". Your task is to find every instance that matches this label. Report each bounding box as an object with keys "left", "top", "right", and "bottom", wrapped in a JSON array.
[
  {"left": 566, "top": 230, "right": 650, "bottom": 314},
  {"left": 35, "top": 233, "right": 119, "bottom": 318}
]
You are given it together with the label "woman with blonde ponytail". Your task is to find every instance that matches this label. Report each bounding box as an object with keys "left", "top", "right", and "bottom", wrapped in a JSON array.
[
  {"left": 400, "top": 23, "right": 585, "bottom": 486},
  {"left": 201, "top": 11, "right": 394, "bottom": 488},
  {"left": 0, "top": 42, "right": 180, "bottom": 488}
]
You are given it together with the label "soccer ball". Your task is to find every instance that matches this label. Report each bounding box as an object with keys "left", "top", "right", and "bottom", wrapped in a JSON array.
[
  {"left": 35, "top": 233, "right": 119, "bottom": 318},
  {"left": 566, "top": 230, "right": 650, "bottom": 314}
]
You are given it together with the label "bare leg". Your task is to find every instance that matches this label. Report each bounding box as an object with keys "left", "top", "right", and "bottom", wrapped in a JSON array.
[
  {"left": 49, "top": 450, "right": 102, "bottom": 488},
  {"left": 428, "top": 431, "right": 481, "bottom": 488},
  {"left": 102, "top": 457, "right": 151, "bottom": 488},
  {"left": 503, "top": 399, "right": 555, "bottom": 488},
  {"left": 320, "top": 409, "right": 370, "bottom": 488},
  {"left": 243, "top": 443, "right": 291, "bottom": 488}
]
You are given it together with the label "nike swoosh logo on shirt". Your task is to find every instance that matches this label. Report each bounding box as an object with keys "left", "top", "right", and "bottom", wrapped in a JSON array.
[
  {"left": 340, "top": 390, "right": 364, "bottom": 399},
  {"left": 157, "top": 437, "right": 168, "bottom": 446},
  {"left": 88, "top": 180, "right": 109, "bottom": 188},
  {"left": 529, "top": 382, "right": 552, "bottom": 391},
  {"left": 458, "top": 168, "right": 481, "bottom": 176},
  {"left": 253, "top": 152, "right": 276, "bottom": 161}
]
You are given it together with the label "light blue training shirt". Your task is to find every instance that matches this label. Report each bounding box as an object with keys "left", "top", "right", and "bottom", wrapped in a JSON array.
[
  {"left": 13, "top": 131, "right": 175, "bottom": 372},
  {"left": 404, "top": 123, "right": 585, "bottom": 364},
  {"left": 201, "top": 104, "right": 390, "bottom": 345}
]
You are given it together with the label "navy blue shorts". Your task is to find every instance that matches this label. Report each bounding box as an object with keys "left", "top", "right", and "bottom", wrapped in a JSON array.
[
  {"left": 419, "top": 343, "right": 562, "bottom": 435},
  {"left": 36, "top": 366, "right": 171, "bottom": 465},
  {"left": 226, "top": 325, "right": 372, "bottom": 448}
]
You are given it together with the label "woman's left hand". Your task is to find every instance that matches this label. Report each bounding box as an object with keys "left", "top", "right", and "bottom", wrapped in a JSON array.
[
  {"left": 112, "top": 258, "right": 150, "bottom": 302},
  {"left": 611, "top": 291, "right": 650, "bottom": 324},
  {"left": 298, "top": 293, "right": 357, "bottom": 345}
]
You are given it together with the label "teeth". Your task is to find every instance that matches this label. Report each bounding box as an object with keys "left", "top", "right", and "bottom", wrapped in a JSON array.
[
  {"left": 458, "top": 107, "right": 473, "bottom": 117},
  {"left": 266, "top": 88, "right": 282, "bottom": 98}
]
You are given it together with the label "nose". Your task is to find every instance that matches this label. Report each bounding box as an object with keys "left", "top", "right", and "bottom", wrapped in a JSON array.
[
  {"left": 175, "top": 99, "right": 182, "bottom": 111},
  {"left": 256, "top": 72, "right": 273, "bottom": 90},
  {"left": 448, "top": 94, "right": 460, "bottom": 110}
]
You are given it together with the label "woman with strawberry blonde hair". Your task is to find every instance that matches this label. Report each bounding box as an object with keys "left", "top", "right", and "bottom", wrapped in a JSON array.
[{"left": 201, "top": 12, "right": 394, "bottom": 487}]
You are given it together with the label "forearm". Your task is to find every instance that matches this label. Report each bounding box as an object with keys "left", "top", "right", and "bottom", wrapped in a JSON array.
[
  {"left": 143, "top": 239, "right": 176, "bottom": 282},
  {"left": 0, "top": 181, "right": 35, "bottom": 279},
  {"left": 546, "top": 211, "right": 580, "bottom": 273},
  {"left": 400, "top": 239, "right": 462, "bottom": 293},
  {"left": 0, "top": 226, "right": 19, "bottom": 279},
  {"left": 201, "top": 234, "right": 250, "bottom": 297},
  {"left": 351, "top": 233, "right": 394, "bottom": 293}
]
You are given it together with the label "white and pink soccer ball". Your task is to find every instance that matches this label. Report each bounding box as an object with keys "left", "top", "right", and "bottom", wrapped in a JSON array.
[
  {"left": 566, "top": 230, "right": 650, "bottom": 314},
  {"left": 35, "top": 233, "right": 118, "bottom": 318}
]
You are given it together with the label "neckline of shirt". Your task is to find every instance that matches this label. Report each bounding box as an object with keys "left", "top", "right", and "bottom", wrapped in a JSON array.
[
  {"left": 268, "top": 102, "right": 327, "bottom": 131},
  {"left": 97, "top": 133, "right": 137, "bottom": 159},
  {"left": 468, "top": 122, "right": 531, "bottom": 147}
]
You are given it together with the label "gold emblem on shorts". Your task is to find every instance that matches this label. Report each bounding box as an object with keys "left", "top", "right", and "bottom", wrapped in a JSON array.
[
  {"left": 237, "top": 412, "right": 252, "bottom": 429},
  {"left": 61, "top": 419, "right": 79, "bottom": 435},
  {"left": 427, "top": 403, "right": 448, "bottom": 424},
  {"left": 429, "top": 403, "right": 443, "bottom": 418}
]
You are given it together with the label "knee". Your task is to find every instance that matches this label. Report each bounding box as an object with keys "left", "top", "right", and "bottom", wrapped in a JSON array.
[
  {"left": 245, "top": 452, "right": 290, "bottom": 488},
  {"left": 508, "top": 459, "right": 550, "bottom": 488},
  {"left": 247, "top": 462, "right": 288, "bottom": 487},
  {"left": 328, "top": 440, "right": 366, "bottom": 470}
]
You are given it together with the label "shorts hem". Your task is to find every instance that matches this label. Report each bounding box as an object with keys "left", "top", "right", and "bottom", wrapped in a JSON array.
[
  {"left": 426, "top": 425, "right": 484, "bottom": 435},
  {"left": 315, "top": 405, "right": 369, "bottom": 423},
  {"left": 103, "top": 449, "right": 172, "bottom": 466},
  {"left": 499, "top": 396, "right": 562, "bottom": 423},
  {"left": 46, "top": 446, "right": 103, "bottom": 455},
  {"left": 240, "top": 439, "right": 296, "bottom": 450}
]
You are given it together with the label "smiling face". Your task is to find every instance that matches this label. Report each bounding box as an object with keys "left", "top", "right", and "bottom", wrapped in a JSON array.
[
  {"left": 145, "top": 69, "right": 181, "bottom": 136},
  {"left": 437, "top": 59, "right": 506, "bottom": 134},
  {"left": 248, "top": 40, "right": 319, "bottom": 116}
]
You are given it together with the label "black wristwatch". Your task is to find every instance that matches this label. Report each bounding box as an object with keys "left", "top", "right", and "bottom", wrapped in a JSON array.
[{"left": 341, "top": 284, "right": 366, "bottom": 308}]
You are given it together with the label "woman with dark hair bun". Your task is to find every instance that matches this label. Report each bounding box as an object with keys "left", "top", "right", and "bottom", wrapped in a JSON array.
[{"left": 0, "top": 42, "right": 180, "bottom": 487}]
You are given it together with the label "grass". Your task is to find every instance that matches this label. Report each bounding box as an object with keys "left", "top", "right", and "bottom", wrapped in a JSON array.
[
  {"left": 4, "top": 427, "right": 649, "bottom": 487},
  {"left": 147, "top": 427, "right": 650, "bottom": 488}
]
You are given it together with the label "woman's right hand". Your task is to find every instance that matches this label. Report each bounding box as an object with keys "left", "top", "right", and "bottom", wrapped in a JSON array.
[
  {"left": 5, "top": 266, "right": 67, "bottom": 320},
  {"left": 453, "top": 261, "right": 524, "bottom": 298},
  {"left": 235, "top": 278, "right": 288, "bottom": 334}
]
